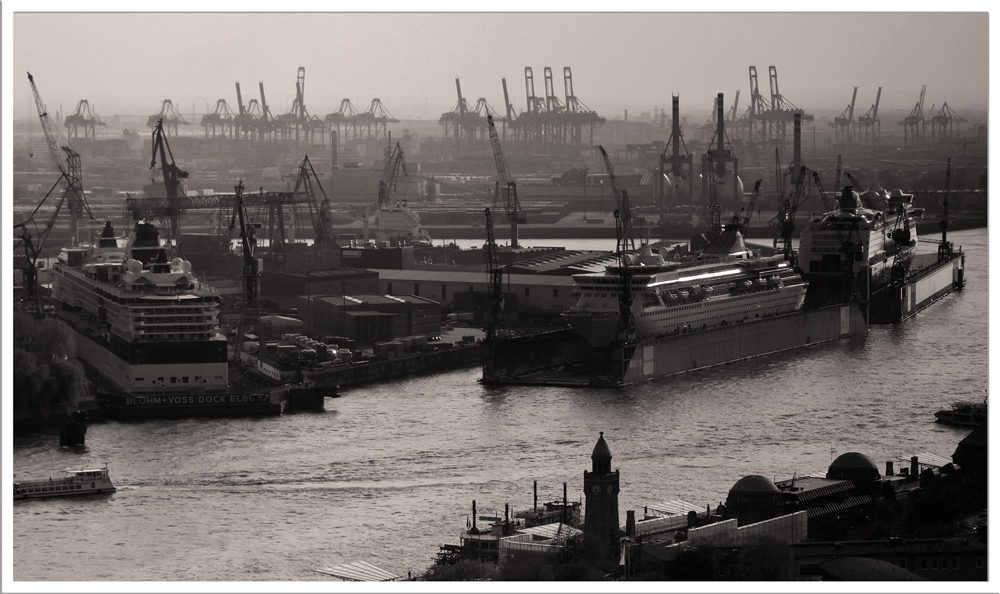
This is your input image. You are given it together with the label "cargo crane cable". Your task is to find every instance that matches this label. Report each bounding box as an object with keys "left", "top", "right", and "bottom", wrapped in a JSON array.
[
  {"left": 149, "top": 118, "right": 190, "bottom": 239},
  {"left": 598, "top": 145, "right": 633, "bottom": 251},
  {"left": 614, "top": 209, "right": 635, "bottom": 342},
  {"left": 486, "top": 114, "right": 525, "bottom": 248}
]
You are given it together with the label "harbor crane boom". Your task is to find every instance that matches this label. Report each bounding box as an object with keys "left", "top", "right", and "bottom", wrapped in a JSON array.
[
  {"left": 27, "top": 72, "right": 93, "bottom": 243},
  {"left": 484, "top": 207, "right": 506, "bottom": 342},
  {"left": 486, "top": 113, "right": 525, "bottom": 248},
  {"left": 599, "top": 145, "right": 633, "bottom": 251},
  {"left": 149, "top": 118, "right": 189, "bottom": 239},
  {"left": 378, "top": 143, "right": 408, "bottom": 209},
  {"left": 739, "top": 179, "right": 763, "bottom": 230},
  {"left": 229, "top": 181, "right": 262, "bottom": 360},
  {"left": 291, "top": 155, "right": 333, "bottom": 256},
  {"left": 613, "top": 209, "right": 634, "bottom": 343}
]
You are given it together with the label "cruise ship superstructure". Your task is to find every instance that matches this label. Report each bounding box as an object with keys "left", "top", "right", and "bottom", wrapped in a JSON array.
[
  {"left": 51, "top": 221, "right": 228, "bottom": 394},
  {"left": 798, "top": 187, "right": 919, "bottom": 289},
  {"left": 561, "top": 231, "right": 808, "bottom": 347}
]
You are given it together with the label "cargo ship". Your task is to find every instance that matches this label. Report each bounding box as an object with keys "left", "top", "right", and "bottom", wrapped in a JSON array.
[
  {"left": 561, "top": 230, "right": 808, "bottom": 347},
  {"left": 50, "top": 221, "right": 283, "bottom": 418}
]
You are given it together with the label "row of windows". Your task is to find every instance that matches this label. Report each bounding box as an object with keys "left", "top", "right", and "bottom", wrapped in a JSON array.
[
  {"left": 133, "top": 375, "right": 223, "bottom": 384},
  {"left": 387, "top": 283, "right": 560, "bottom": 299},
  {"left": 18, "top": 484, "right": 86, "bottom": 493}
]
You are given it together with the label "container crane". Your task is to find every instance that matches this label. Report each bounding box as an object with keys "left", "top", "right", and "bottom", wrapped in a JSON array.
[
  {"left": 598, "top": 145, "right": 633, "bottom": 251},
  {"left": 487, "top": 114, "right": 526, "bottom": 248},
  {"left": 229, "top": 181, "right": 262, "bottom": 360},
  {"left": 149, "top": 118, "right": 190, "bottom": 239},
  {"left": 27, "top": 72, "right": 93, "bottom": 244}
]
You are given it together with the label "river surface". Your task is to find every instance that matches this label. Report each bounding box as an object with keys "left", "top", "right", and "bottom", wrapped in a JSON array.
[{"left": 10, "top": 228, "right": 988, "bottom": 582}]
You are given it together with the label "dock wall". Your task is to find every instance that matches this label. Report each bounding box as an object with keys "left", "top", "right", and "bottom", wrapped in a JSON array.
[
  {"left": 615, "top": 304, "right": 867, "bottom": 385},
  {"left": 483, "top": 329, "right": 594, "bottom": 381}
]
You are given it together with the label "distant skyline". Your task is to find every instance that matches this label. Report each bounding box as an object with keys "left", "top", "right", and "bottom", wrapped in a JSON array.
[{"left": 7, "top": 11, "right": 990, "bottom": 125}]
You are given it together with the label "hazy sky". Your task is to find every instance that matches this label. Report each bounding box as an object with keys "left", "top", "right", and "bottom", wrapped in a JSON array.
[{"left": 7, "top": 10, "right": 990, "bottom": 122}]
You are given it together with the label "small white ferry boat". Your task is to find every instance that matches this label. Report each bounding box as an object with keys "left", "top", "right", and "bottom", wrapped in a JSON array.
[{"left": 13, "top": 465, "right": 117, "bottom": 499}]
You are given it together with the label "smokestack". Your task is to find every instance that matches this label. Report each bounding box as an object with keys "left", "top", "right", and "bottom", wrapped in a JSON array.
[
  {"left": 505, "top": 502, "right": 509, "bottom": 524},
  {"left": 886, "top": 461, "right": 894, "bottom": 476},
  {"left": 472, "top": 500, "right": 477, "bottom": 530},
  {"left": 563, "top": 482, "right": 568, "bottom": 522},
  {"left": 716, "top": 92, "right": 725, "bottom": 154},
  {"left": 910, "top": 456, "right": 919, "bottom": 477},
  {"left": 672, "top": 95, "right": 680, "bottom": 159},
  {"left": 793, "top": 112, "right": 802, "bottom": 171},
  {"left": 626, "top": 510, "right": 636, "bottom": 538},
  {"left": 533, "top": 480, "right": 538, "bottom": 513}
]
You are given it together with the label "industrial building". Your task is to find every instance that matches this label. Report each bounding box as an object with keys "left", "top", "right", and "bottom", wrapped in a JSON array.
[
  {"left": 261, "top": 269, "right": 380, "bottom": 311},
  {"left": 371, "top": 269, "right": 577, "bottom": 312},
  {"left": 297, "top": 293, "right": 441, "bottom": 344}
]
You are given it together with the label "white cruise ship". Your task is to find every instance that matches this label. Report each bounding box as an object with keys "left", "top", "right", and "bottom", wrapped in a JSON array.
[
  {"left": 798, "top": 186, "right": 919, "bottom": 289},
  {"left": 50, "top": 221, "right": 229, "bottom": 394},
  {"left": 561, "top": 230, "right": 808, "bottom": 347}
]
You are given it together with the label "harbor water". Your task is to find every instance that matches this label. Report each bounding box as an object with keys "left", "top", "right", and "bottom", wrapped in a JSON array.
[{"left": 11, "top": 228, "right": 988, "bottom": 581}]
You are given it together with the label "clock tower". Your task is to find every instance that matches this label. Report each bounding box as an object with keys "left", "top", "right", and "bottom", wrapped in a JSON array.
[{"left": 583, "top": 432, "right": 620, "bottom": 561}]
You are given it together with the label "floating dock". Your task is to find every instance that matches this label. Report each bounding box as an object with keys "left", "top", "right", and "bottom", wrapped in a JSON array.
[
  {"left": 483, "top": 303, "right": 869, "bottom": 387},
  {"left": 868, "top": 251, "right": 965, "bottom": 324}
]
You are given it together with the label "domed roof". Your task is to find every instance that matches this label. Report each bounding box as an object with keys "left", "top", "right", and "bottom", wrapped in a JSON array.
[
  {"left": 829, "top": 452, "right": 878, "bottom": 472},
  {"left": 730, "top": 474, "right": 779, "bottom": 494},
  {"left": 827, "top": 452, "right": 881, "bottom": 482},
  {"left": 591, "top": 432, "right": 612, "bottom": 460}
]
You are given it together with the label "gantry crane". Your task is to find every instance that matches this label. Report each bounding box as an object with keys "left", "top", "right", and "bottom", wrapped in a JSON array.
[
  {"left": 857, "top": 87, "right": 882, "bottom": 145},
  {"left": 487, "top": 114, "right": 526, "bottom": 248},
  {"left": 149, "top": 118, "right": 190, "bottom": 239},
  {"left": 27, "top": 72, "right": 93, "bottom": 245},
  {"left": 599, "top": 145, "right": 633, "bottom": 251},
  {"left": 831, "top": 87, "right": 858, "bottom": 144},
  {"left": 899, "top": 84, "right": 927, "bottom": 146},
  {"left": 229, "top": 181, "right": 262, "bottom": 360}
]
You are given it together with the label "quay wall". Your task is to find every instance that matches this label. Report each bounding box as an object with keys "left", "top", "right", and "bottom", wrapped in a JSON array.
[{"left": 305, "top": 343, "right": 483, "bottom": 389}]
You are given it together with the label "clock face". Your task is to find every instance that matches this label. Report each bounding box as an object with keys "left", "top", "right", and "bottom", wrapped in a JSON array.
[
  {"left": 606, "top": 484, "right": 614, "bottom": 495},
  {"left": 591, "top": 484, "right": 601, "bottom": 496}
]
